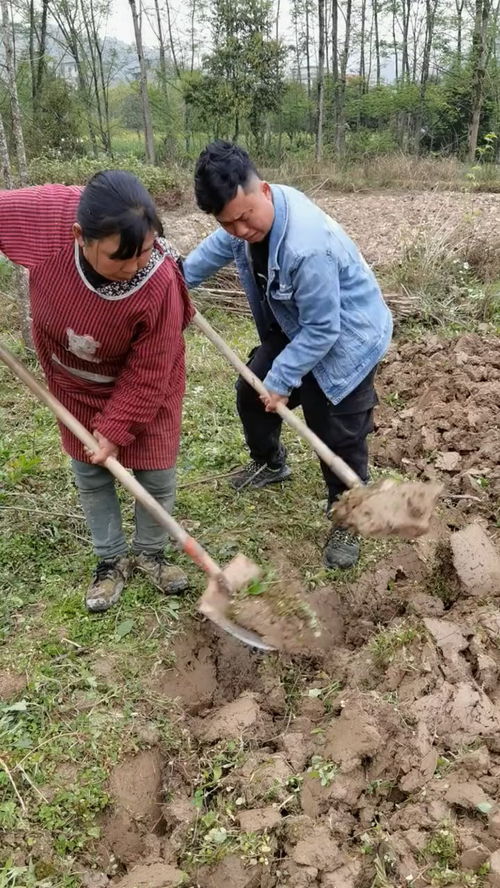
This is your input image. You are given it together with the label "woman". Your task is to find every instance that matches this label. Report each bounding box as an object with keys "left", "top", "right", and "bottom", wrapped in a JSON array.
[{"left": 0, "top": 170, "right": 193, "bottom": 612}]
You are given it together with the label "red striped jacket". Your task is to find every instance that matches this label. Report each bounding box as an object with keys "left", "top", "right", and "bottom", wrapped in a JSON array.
[{"left": 0, "top": 184, "right": 194, "bottom": 469}]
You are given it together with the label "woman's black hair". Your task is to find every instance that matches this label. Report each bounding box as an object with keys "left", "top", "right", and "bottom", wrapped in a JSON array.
[
  {"left": 194, "top": 140, "right": 260, "bottom": 216},
  {"left": 77, "top": 169, "right": 164, "bottom": 260}
]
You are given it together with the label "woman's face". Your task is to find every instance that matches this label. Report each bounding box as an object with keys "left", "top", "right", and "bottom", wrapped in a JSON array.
[{"left": 73, "top": 225, "right": 156, "bottom": 282}]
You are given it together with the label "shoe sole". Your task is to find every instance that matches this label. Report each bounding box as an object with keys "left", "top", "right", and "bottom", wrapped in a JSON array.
[
  {"left": 85, "top": 586, "right": 124, "bottom": 613},
  {"left": 231, "top": 467, "right": 293, "bottom": 491}
]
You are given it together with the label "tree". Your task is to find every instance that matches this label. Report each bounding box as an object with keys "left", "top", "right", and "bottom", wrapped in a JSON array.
[
  {"left": 129, "top": 0, "right": 156, "bottom": 163},
  {"left": 336, "top": 0, "right": 353, "bottom": 155},
  {"left": 1, "top": 0, "right": 32, "bottom": 351},
  {"left": 185, "top": 0, "right": 286, "bottom": 151},
  {"left": 1, "top": 0, "right": 28, "bottom": 183},
  {"left": 316, "top": 0, "right": 326, "bottom": 159},
  {"left": 467, "top": 0, "right": 498, "bottom": 160},
  {"left": 373, "top": 0, "right": 381, "bottom": 85},
  {"left": 414, "top": 0, "right": 440, "bottom": 152},
  {"left": 0, "top": 112, "right": 12, "bottom": 187}
]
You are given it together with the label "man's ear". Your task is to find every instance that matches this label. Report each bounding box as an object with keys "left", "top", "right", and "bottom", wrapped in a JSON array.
[
  {"left": 261, "top": 181, "right": 272, "bottom": 201},
  {"left": 72, "top": 222, "right": 85, "bottom": 247}
]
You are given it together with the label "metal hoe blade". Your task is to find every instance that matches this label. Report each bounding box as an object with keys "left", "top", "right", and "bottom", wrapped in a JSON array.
[{"left": 198, "top": 554, "right": 276, "bottom": 652}]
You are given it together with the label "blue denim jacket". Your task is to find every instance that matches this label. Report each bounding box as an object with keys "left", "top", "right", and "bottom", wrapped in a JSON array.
[{"left": 183, "top": 184, "right": 393, "bottom": 404}]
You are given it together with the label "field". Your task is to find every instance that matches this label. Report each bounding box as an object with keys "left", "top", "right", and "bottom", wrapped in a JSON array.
[{"left": 1, "top": 186, "right": 500, "bottom": 888}]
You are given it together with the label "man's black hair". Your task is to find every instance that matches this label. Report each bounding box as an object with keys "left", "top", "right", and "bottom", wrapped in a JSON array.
[
  {"left": 77, "top": 169, "right": 164, "bottom": 260},
  {"left": 194, "top": 140, "right": 261, "bottom": 215}
]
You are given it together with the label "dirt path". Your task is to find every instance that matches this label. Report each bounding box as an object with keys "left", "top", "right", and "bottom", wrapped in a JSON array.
[{"left": 163, "top": 189, "right": 500, "bottom": 267}]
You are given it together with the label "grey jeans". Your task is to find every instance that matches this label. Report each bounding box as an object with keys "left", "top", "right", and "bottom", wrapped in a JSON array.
[{"left": 71, "top": 460, "right": 176, "bottom": 560}]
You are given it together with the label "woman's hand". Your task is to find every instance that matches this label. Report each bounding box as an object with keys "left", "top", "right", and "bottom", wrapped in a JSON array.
[{"left": 86, "top": 431, "right": 119, "bottom": 465}]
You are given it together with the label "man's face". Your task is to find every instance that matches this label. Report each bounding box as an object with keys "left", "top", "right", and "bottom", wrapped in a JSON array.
[
  {"left": 73, "top": 224, "right": 156, "bottom": 282},
  {"left": 216, "top": 181, "right": 275, "bottom": 242}
]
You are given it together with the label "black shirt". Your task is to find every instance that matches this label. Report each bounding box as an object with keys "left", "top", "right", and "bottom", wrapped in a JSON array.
[
  {"left": 250, "top": 235, "right": 280, "bottom": 337},
  {"left": 250, "top": 234, "right": 269, "bottom": 296}
]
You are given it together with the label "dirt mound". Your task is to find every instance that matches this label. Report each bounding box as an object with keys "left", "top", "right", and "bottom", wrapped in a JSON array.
[
  {"left": 148, "top": 627, "right": 217, "bottom": 713},
  {"left": 0, "top": 670, "right": 27, "bottom": 700},
  {"left": 94, "top": 468, "right": 500, "bottom": 888},
  {"left": 101, "top": 749, "right": 164, "bottom": 867},
  {"left": 374, "top": 334, "right": 500, "bottom": 520}
]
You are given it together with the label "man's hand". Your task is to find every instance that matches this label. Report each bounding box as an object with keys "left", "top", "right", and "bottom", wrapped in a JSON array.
[
  {"left": 86, "top": 431, "right": 119, "bottom": 465},
  {"left": 259, "top": 391, "right": 289, "bottom": 413}
]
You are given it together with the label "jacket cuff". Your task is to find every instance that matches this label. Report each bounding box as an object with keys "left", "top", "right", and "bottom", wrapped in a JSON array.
[
  {"left": 92, "top": 417, "right": 137, "bottom": 448},
  {"left": 263, "top": 369, "right": 294, "bottom": 397}
]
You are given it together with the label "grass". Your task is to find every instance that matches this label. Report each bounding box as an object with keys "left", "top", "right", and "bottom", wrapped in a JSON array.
[
  {"left": 262, "top": 153, "right": 500, "bottom": 195},
  {"left": 369, "top": 622, "right": 422, "bottom": 670},
  {"left": 0, "top": 298, "right": 360, "bottom": 883}
]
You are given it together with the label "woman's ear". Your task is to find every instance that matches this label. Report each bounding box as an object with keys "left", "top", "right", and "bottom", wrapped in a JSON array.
[{"left": 72, "top": 222, "right": 85, "bottom": 247}]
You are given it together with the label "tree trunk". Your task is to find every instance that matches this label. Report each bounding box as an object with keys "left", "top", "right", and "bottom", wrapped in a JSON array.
[
  {"left": 467, "top": 0, "right": 493, "bottom": 162},
  {"left": 0, "top": 113, "right": 12, "bottom": 188},
  {"left": 331, "top": 0, "right": 339, "bottom": 145},
  {"left": 336, "top": 0, "right": 352, "bottom": 155},
  {"left": 414, "top": 0, "right": 438, "bottom": 153},
  {"left": 316, "top": 0, "right": 326, "bottom": 160},
  {"left": 401, "top": 0, "right": 411, "bottom": 81},
  {"left": 0, "top": 8, "right": 32, "bottom": 350},
  {"left": 392, "top": 0, "right": 399, "bottom": 82},
  {"left": 305, "top": 0, "right": 312, "bottom": 98},
  {"left": 1, "top": 0, "right": 28, "bottom": 183},
  {"left": 129, "top": 0, "right": 156, "bottom": 164},
  {"left": 29, "top": 0, "right": 36, "bottom": 104},
  {"left": 83, "top": 13, "right": 108, "bottom": 153},
  {"left": 456, "top": 0, "right": 465, "bottom": 61},
  {"left": 88, "top": 0, "right": 113, "bottom": 155},
  {"left": 34, "top": 0, "right": 49, "bottom": 114},
  {"left": 372, "top": 0, "right": 380, "bottom": 85},
  {"left": 359, "top": 0, "right": 367, "bottom": 92}
]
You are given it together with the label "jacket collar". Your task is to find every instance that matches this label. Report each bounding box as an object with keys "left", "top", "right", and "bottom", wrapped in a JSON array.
[{"left": 268, "top": 185, "right": 288, "bottom": 273}]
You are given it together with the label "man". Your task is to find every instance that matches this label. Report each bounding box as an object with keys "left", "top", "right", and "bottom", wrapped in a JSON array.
[{"left": 183, "top": 141, "right": 392, "bottom": 569}]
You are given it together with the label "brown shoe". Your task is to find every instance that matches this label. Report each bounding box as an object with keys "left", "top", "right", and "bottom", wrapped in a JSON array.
[
  {"left": 134, "top": 552, "right": 188, "bottom": 594},
  {"left": 86, "top": 556, "right": 131, "bottom": 613}
]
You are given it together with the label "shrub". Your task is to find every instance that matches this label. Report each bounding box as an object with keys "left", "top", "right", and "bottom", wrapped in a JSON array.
[{"left": 26, "top": 154, "right": 181, "bottom": 196}]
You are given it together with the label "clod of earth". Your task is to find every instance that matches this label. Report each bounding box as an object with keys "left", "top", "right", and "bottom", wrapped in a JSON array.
[
  {"left": 444, "top": 779, "right": 493, "bottom": 811},
  {"left": 112, "top": 863, "right": 186, "bottom": 888},
  {"left": 191, "top": 692, "right": 266, "bottom": 741},
  {"left": 451, "top": 524, "right": 500, "bottom": 597},
  {"left": 330, "top": 478, "right": 443, "bottom": 539},
  {"left": 196, "top": 854, "right": 264, "bottom": 888},
  {"left": 323, "top": 701, "right": 382, "bottom": 768},
  {"left": 0, "top": 669, "right": 27, "bottom": 700},
  {"left": 488, "top": 849, "right": 500, "bottom": 888},
  {"left": 101, "top": 748, "right": 164, "bottom": 866},
  {"left": 237, "top": 805, "right": 281, "bottom": 832},
  {"left": 460, "top": 843, "right": 490, "bottom": 871}
]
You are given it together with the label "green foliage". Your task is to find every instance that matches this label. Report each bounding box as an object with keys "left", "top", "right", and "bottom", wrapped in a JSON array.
[
  {"left": 184, "top": 0, "right": 286, "bottom": 152},
  {"left": 26, "top": 155, "right": 180, "bottom": 195}
]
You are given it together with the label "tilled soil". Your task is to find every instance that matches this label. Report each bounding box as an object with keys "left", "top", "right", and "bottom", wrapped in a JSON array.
[
  {"left": 162, "top": 189, "right": 500, "bottom": 268},
  {"left": 373, "top": 332, "right": 500, "bottom": 525},
  {"left": 74, "top": 330, "right": 500, "bottom": 888},
  {"left": 86, "top": 507, "right": 500, "bottom": 887}
]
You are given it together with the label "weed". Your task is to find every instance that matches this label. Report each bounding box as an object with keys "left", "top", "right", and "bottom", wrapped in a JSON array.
[
  {"left": 193, "top": 740, "right": 244, "bottom": 810},
  {"left": 370, "top": 623, "right": 421, "bottom": 669},
  {"left": 306, "top": 679, "right": 342, "bottom": 712},
  {"left": 306, "top": 755, "right": 339, "bottom": 787}
]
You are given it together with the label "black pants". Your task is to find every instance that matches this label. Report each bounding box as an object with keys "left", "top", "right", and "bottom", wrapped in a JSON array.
[{"left": 236, "top": 331, "right": 378, "bottom": 507}]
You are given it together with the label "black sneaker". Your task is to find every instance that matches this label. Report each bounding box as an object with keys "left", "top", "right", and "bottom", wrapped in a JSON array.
[
  {"left": 230, "top": 459, "right": 292, "bottom": 491},
  {"left": 324, "top": 527, "right": 360, "bottom": 569}
]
